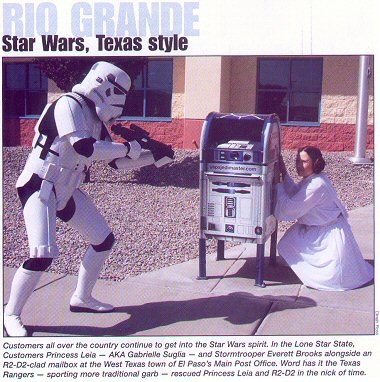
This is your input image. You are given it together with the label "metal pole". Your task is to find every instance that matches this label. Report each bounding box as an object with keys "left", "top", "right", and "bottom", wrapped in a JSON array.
[
  {"left": 197, "top": 238, "right": 207, "bottom": 280},
  {"left": 255, "top": 243, "right": 266, "bottom": 287},
  {"left": 349, "top": 56, "right": 372, "bottom": 164},
  {"left": 198, "top": 155, "right": 208, "bottom": 280},
  {"left": 216, "top": 240, "right": 225, "bottom": 261},
  {"left": 269, "top": 223, "right": 278, "bottom": 266}
]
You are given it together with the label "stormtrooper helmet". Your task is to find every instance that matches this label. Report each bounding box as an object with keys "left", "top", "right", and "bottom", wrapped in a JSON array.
[{"left": 72, "top": 61, "right": 131, "bottom": 124}]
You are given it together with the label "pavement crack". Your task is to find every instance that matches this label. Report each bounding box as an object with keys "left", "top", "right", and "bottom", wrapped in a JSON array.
[
  {"left": 34, "top": 273, "right": 69, "bottom": 291},
  {"left": 209, "top": 246, "right": 248, "bottom": 293},
  {"left": 251, "top": 301, "right": 274, "bottom": 335}
]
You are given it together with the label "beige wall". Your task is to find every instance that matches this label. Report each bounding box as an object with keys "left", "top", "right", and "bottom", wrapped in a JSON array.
[
  {"left": 321, "top": 56, "right": 374, "bottom": 124},
  {"left": 227, "top": 55, "right": 374, "bottom": 125},
  {"left": 229, "top": 57, "right": 258, "bottom": 114},
  {"left": 182, "top": 56, "right": 259, "bottom": 118},
  {"left": 5, "top": 56, "right": 374, "bottom": 127},
  {"left": 184, "top": 56, "right": 227, "bottom": 119},
  {"left": 172, "top": 57, "right": 185, "bottom": 119},
  {"left": 3, "top": 57, "right": 31, "bottom": 63},
  {"left": 220, "top": 56, "right": 232, "bottom": 113}
]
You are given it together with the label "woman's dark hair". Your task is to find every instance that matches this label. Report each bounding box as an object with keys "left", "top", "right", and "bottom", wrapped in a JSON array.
[{"left": 298, "top": 146, "right": 326, "bottom": 174}]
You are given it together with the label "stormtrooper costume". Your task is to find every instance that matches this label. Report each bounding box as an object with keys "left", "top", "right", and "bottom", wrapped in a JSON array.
[{"left": 4, "top": 62, "right": 168, "bottom": 336}]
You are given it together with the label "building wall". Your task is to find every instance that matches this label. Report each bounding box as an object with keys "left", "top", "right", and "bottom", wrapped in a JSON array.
[
  {"left": 3, "top": 56, "right": 374, "bottom": 151},
  {"left": 229, "top": 56, "right": 258, "bottom": 113},
  {"left": 299, "top": 56, "right": 374, "bottom": 150},
  {"left": 184, "top": 56, "right": 226, "bottom": 118},
  {"left": 4, "top": 57, "right": 186, "bottom": 148},
  {"left": 220, "top": 56, "right": 232, "bottom": 113},
  {"left": 321, "top": 56, "right": 374, "bottom": 124},
  {"left": 181, "top": 55, "right": 374, "bottom": 151},
  {"left": 172, "top": 57, "right": 185, "bottom": 119},
  {"left": 3, "top": 118, "right": 38, "bottom": 147},
  {"left": 111, "top": 58, "right": 186, "bottom": 149},
  {"left": 321, "top": 55, "right": 374, "bottom": 148},
  {"left": 183, "top": 56, "right": 226, "bottom": 148}
]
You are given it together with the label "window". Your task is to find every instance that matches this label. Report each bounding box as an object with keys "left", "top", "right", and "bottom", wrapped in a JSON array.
[
  {"left": 3, "top": 60, "right": 173, "bottom": 120},
  {"left": 3, "top": 63, "right": 48, "bottom": 117},
  {"left": 257, "top": 58, "right": 323, "bottom": 125},
  {"left": 122, "top": 59, "right": 173, "bottom": 121}
]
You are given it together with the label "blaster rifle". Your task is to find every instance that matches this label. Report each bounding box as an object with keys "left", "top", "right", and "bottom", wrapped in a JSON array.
[{"left": 111, "top": 123, "right": 175, "bottom": 166}]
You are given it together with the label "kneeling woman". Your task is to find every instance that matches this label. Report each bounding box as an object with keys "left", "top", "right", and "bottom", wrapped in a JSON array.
[{"left": 275, "top": 146, "right": 373, "bottom": 291}]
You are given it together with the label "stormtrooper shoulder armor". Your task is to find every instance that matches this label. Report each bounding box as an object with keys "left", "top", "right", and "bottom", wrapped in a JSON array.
[
  {"left": 54, "top": 92, "right": 91, "bottom": 138},
  {"left": 53, "top": 93, "right": 130, "bottom": 161}
]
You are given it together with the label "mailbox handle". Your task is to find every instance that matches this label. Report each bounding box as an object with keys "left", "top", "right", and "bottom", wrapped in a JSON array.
[{"left": 204, "top": 172, "right": 261, "bottom": 180}]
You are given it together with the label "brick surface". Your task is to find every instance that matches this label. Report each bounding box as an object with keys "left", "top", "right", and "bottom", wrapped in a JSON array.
[{"left": 4, "top": 117, "right": 374, "bottom": 152}]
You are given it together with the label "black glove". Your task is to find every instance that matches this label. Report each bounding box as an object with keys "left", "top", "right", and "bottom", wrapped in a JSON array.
[
  {"left": 111, "top": 123, "right": 174, "bottom": 162},
  {"left": 111, "top": 123, "right": 149, "bottom": 146}
]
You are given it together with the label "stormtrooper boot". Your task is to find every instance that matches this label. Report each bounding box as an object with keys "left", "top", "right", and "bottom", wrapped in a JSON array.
[
  {"left": 4, "top": 267, "right": 43, "bottom": 337},
  {"left": 70, "top": 247, "right": 114, "bottom": 313}
]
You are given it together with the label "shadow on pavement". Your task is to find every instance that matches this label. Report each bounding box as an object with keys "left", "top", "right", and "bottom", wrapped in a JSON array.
[
  {"left": 131, "top": 156, "right": 199, "bottom": 188},
  {"left": 90, "top": 155, "right": 200, "bottom": 189},
  {"left": 205, "top": 256, "right": 302, "bottom": 285},
  {"left": 28, "top": 292, "right": 315, "bottom": 337}
]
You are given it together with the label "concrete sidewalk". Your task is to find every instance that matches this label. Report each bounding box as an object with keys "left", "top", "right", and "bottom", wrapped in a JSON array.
[{"left": 3, "top": 205, "right": 375, "bottom": 337}]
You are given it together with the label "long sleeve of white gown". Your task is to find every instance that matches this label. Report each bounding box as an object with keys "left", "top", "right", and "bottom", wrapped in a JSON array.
[
  {"left": 275, "top": 176, "right": 327, "bottom": 222},
  {"left": 282, "top": 174, "right": 301, "bottom": 196}
]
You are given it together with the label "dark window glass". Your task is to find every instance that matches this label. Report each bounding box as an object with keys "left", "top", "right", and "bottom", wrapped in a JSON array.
[
  {"left": 291, "top": 59, "right": 322, "bottom": 92},
  {"left": 123, "top": 89, "right": 144, "bottom": 117},
  {"left": 257, "top": 58, "right": 323, "bottom": 124},
  {"left": 3, "top": 63, "right": 48, "bottom": 117},
  {"left": 3, "top": 90, "right": 25, "bottom": 116},
  {"left": 147, "top": 60, "right": 172, "bottom": 90},
  {"left": 6, "top": 64, "right": 26, "bottom": 89},
  {"left": 27, "top": 91, "right": 48, "bottom": 115},
  {"left": 122, "top": 59, "right": 173, "bottom": 119},
  {"left": 146, "top": 89, "right": 172, "bottom": 117},
  {"left": 256, "top": 90, "right": 287, "bottom": 121},
  {"left": 29, "top": 64, "right": 48, "bottom": 89},
  {"left": 258, "top": 59, "right": 289, "bottom": 90},
  {"left": 289, "top": 92, "right": 321, "bottom": 122}
]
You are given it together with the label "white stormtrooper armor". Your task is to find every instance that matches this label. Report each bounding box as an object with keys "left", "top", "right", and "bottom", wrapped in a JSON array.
[
  {"left": 72, "top": 61, "right": 132, "bottom": 125},
  {"left": 4, "top": 61, "right": 168, "bottom": 337}
]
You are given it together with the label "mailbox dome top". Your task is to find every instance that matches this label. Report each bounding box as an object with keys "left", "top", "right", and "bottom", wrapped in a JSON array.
[{"left": 206, "top": 112, "right": 279, "bottom": 123}]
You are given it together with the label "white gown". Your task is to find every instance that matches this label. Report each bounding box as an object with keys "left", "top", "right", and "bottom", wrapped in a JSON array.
[{"left": 275, "top": 173, "right": 373, "bottom": 291}]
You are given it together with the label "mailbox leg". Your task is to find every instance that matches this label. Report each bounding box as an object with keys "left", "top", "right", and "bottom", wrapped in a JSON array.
[
  {"left": 197, "top": 238, "right": 207, "bottom": 280},
  {"left": 217, "top": 240, "right": 225, "bottom": 261},
  {"left": 269, "top": 227, "right": 278, "bottom": 266},
  {"left": 255, "top": 243, "right": 266, "bottom": 287}
]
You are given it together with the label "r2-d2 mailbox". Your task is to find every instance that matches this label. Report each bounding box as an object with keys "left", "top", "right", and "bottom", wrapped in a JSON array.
[{"left": 198, "top": 113, "right": 281, "bottom": 286}]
